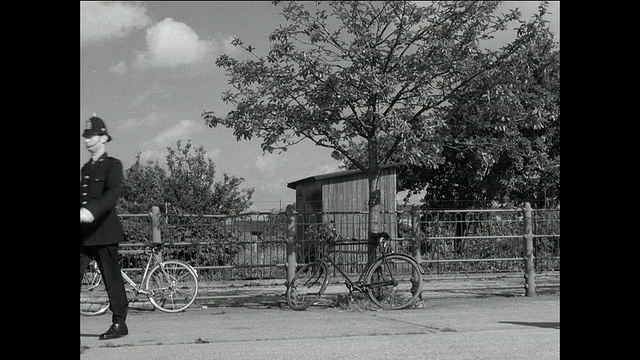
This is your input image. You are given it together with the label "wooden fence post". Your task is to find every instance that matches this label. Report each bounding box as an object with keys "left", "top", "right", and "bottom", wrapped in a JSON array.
[
  {"left": 523, "top": 202, "right": 536, "bottom": 296},
  {"left": 411, "top": 204, "right": 423, "bottom": 299},
  {"left": 285, "top": 204, "right": 297, "bottom": 285},
  {"left": 150, "top": 206, "right": 163, "bottom": 262},
  {"left": 150, "top": 206, "right": 162, "bottom": 244}
]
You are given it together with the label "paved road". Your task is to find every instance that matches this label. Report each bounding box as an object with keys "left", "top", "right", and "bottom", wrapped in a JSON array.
[{"left": 80, "top": 293, "right": 559, "bottom": 360}]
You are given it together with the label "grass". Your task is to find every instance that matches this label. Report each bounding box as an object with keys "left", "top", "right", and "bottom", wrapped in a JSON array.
[
  {"left": 332, "top": 293, "right": 378, "bottom": 311},
  {"left": 331, "top": 292, "right": 425, "bottom": 311},
  {"left": 80, "top": 338, "right": 212, "bottom": 355},
  {"left": 101, "top": 342, "right": 133, "bottom": 348}
]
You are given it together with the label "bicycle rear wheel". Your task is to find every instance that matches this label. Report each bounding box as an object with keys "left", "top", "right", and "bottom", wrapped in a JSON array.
[
  {"left": 145, "top": 260, "right": 199, "bottom": 313},
  {"left": 80, "top": 262, "right": 109, "bottom": 316},
  {"left": 366, "top": 254, "right": 423, "bottom": 310},
  {"left": 286, "top": 262, "right": 329, "bottom": 310}
]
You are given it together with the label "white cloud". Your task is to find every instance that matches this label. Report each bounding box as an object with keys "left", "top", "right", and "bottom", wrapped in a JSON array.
[
  {"left": 218, "top": 34, "right": 241, "bottom": 55},
  {"left": 208, "top": 149, "right": 222, "bottom": 162},
  {"left": 285, "top": 162, "right": 342, "bottom": 184},
  {"left": 142, "top": 120, "right": 204, "bottom": 148},
  {"left": 80, "top": 2, "right": 151, "bottom": 45},
  {"left": 129, "top": 81, "right": 173, "bottom": 107},
  {"left": 317, "top": 163, "right": 342, "bottom": 174},
  {"left": 258, "top": 181, "right": 284, "bottom": 195},
  {"left": 138, "top": 122, "right": 220, "bottom": 168},
  {"left": 135, "top": 18, "right": 212, "bottom": 69},
  {"left": 109, "top": 60, "right": 128, "bottom": 75},
  {"left": 117, "top": 112, "right": 166, "bottom": 132},
  {"left": 255, "top": 154, "right": 278, "bottom": 172}
]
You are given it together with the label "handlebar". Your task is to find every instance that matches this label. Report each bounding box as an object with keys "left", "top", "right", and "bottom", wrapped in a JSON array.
[{"left": 325, "top": 221, "right": 389, "bottom": 244}]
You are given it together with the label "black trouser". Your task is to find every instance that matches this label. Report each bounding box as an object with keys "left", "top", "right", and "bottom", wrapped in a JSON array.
[{"left": 80, "top": 244, "right": 128, "bottom": 324}]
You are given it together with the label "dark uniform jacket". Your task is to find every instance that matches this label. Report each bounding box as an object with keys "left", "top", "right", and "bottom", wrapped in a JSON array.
[{"left": 80, "top": 153, "right": 125, "bottom": 246}]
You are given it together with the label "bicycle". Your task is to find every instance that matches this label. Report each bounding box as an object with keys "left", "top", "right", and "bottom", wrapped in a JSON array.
[
  {"left": 80, "top": 243, "right": 199, "bottom": 316},
  {"left": 81, "top": 260, "right": 102, "bottom": 291},
  {"left": 285, "top": 221, "right": 423, "bottom": 310}
]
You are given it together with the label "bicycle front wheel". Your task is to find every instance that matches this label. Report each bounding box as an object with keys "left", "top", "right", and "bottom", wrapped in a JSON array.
[
  {"left": 366, "top": 254, "right": 423, "bottom": 310},
  {"left": 82, "top": 260, "right": 102, "bottom": 290},
  {"left": 145, "top": 260, "right": 199, "bottom": 313},
  {"left": 80, "top": 262, "right": 109, "bottom": 316},
  {"left": 286, "top": 262, "right": 329, "bottom": 310}
]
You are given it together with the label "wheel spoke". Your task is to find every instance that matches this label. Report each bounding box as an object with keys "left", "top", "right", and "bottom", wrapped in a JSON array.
[
  {"left": 145, "top": 261, "right": 198, "bottom": 313},
  {"left": 366, "top": 255, "right": 422, "bottom": 310},
  {"left": 286, "top": 262, "right": 329, "bottom": 310},
  {"left": 81, "top": 261, "right": 109, "bottom": 316}
]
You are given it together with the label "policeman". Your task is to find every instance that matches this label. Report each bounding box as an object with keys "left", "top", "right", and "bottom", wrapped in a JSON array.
[{"left": 80, "top": 116, "right": 129, "bottom": 340}]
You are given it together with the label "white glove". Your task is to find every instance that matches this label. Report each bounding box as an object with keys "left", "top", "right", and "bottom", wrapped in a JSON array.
[{"left": 80, "top": 208, "right": 95, "bottom": 223}]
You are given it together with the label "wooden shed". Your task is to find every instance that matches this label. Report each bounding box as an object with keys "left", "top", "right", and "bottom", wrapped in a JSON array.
[{"left": 287, "top": 164, "right": 398, "bottom": 241}]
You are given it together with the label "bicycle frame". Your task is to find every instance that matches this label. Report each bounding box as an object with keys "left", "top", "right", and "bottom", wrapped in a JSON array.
[
  {"left": 314, "top": 223, "right": 392, "bottom": 293},
  {"left": 320, "top": 256, "right": 371, "bottom": 293},
  {"left": 120, "top": 246, "right": 165, "bottom": 296}
]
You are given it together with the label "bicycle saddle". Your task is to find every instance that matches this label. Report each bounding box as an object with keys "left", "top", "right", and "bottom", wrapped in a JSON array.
[{"left": 368, "top": 232, "right": 390, "bottom": 240}]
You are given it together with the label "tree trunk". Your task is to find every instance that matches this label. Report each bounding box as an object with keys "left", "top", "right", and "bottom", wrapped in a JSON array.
[
  {"left": 367, "top": 130, "right": 383, "bottom": 263},
  {"left": 367, "top": 132, "right": 382, "bottom": 263},
  {"left": 367, "top": 173, "right": 382, "bottom": 263}
]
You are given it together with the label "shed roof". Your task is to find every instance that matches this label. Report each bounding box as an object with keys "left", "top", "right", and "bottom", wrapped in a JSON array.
[{"left": 287, "top": 163, "right": 399, "bottom": 190}]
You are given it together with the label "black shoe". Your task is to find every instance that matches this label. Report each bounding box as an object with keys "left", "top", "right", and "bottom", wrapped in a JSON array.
[{"left": 99, "top": 323, "right": 128, "bottom": 340}]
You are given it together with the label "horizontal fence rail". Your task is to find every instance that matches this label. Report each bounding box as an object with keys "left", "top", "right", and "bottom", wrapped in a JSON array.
[{"left": 113, "top": 203, "right": 559, "bottom": 296}]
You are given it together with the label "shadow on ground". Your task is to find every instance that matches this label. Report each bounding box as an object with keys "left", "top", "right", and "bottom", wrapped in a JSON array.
[
  {"left": 190, "top": 283, "right": 560, "bottom": 309},
  {"left": 500, "top": 321, "right": 560, "bottom": 329},
  {"left": 194, "top": 288, "right": 290, "bottom": 309},
  {"left": 117, "top": 281, "right": 559, "bottom": 311},
  {"left": 426, "top": 285, "right": 559, "bottom": 299},
  {"left": 80, "top": 333, "right": 101, "bottom": 337}
]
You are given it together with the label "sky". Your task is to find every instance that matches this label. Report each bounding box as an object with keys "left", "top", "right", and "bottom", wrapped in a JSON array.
[{"left": 80, "top": 1, "right": 559, "bottom": 212}]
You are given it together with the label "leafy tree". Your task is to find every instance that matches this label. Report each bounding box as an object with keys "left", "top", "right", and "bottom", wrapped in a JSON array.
[
  {"left": 203, "top": 1, "right": 552, "bottom": 257},
  {"left": 117, "top": 153, "right": 166, "bottom": 214},
  {"left": 211, "top": 173, "right": 257, "bottom": 214},
  {"left": 117, "top": 140, "right": 254, "bottom": 215},
  {"left": 116, "top": 154, "right": 168, "bottom": 256},
  {"left": 396, "top": 6, "right": 560, "bottom": 209},
  {"left": 164, "top": 140, "right": 254, "bottom": 214}
]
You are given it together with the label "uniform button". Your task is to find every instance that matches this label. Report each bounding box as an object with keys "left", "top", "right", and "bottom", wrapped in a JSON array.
[
  {"left": 82, "top": 184, "right": 87, "bottom": 187},
  {"left": 82, "top": 193, "right": 87, "bottom": 196},
  {"left": 82, "top": 201, "right": 87, "bottom": 205},
  {"left": 84, "top": 176, "right": 89, "bottom": 179}
]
